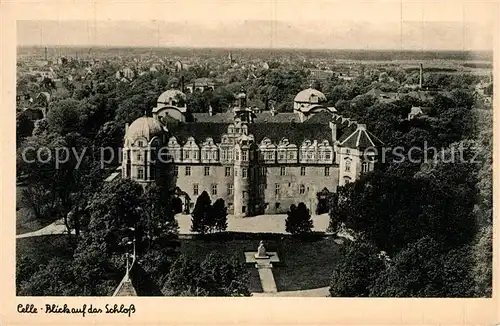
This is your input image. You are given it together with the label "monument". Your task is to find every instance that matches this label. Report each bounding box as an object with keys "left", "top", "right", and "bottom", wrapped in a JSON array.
[
  {"left": 245, "top": 241, "right": 280, "bottom": 293},
  {"left": 255, "top": 240, "right": 269, "bottom": 259}
]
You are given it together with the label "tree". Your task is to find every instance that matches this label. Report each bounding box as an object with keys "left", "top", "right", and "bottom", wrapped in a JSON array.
[
  {"left": 163, "top": 253, "right": 250, "bottom": 297},
  {"left": 18, "top": 257, "right": 81, "bottom": 296},
  {"left": 329, "top": 241, "right": 384, "bottom": 297},
  {"left": 46, "top": 99, "right": 82, "bottom": 135},
  {"left": 369, "top": 237, "right": 475, "bottom": 297},
  {"left": 190, "top": 191, "right": 212, "bottom": 234},
  {"left": 16, "top": 111, "right": 34, "bottom": 143},
  {"left": 285, "top": 202, "right": 313, "bottom": 235},
  {"left": 212, "top": 198, "right": 228, "bottom": 232}
]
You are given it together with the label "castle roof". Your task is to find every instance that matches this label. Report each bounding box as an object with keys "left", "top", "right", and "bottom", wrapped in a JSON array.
[
  {"left": 157, "top": 89, "right": 186, "bottom": 106},
  {"left": 126, "top": 116, "right": 164, "bottom": 140},
  {"left": 338, "top": 124, "right": 384, "bottom": 149},
  {"left": 294, "top": 88, "right": 327, "bottom": 103}
]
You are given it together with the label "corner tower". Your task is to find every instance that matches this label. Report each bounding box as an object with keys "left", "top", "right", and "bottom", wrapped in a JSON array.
[{"left": 122, "top": 115, "right": 168, "bottom": 188}]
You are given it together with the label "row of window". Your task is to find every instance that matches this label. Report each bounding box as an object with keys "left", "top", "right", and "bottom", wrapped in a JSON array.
[
  {"left": 165, "top": 148, "right": 334, "bottom": 163},
  {"left": 190, "top": 183, "right": 310, "bottom": 197},
  {"left": 136, "top": 162, "right": 369, "bottom": 180},
  {"left": 172, "top": 166, "right": 335, "bottom": 177}
]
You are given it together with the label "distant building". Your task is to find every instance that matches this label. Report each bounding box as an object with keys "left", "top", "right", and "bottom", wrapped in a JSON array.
[
  {"left": 408, "top": 106, "right": 425, "bottom": 120},
  {"left": 185, "top": 78, "right": 216, "bottom": 93},
  {"left": 121, "top": 88, "right": 383, "bottom": 216}
]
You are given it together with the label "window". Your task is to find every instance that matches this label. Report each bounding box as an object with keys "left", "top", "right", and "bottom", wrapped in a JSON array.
[
  {"left": 174, "top": 166, "right": 178, "bottom": 176},
  {"left": 325, "top": 167, "right": 330, "bottom": 176},
  {"left": 300, "top": 167, "right": 306, "bottom": 176},
  {"left": 242, "top": 168, "right": 247, "bottom": 179},
  {"left": 235, "top": 150, "right": 240, "bottom": 161},
  {"left": 204, "top": 166, "right": 210, "bottom": 176},
  {"left": 242, "top": 206, "right": 246, "bottom": 213},
  {"left": 235, "top": 168, "right": 238, "bottom": 176},
  {"left": 193, "top": 184, "right": 199, "bottom": 195},
  {"left": 325, "top": 151, "right": 331, "bottom": 160},
  {"left": 346, "top": 149, "right": 350, "bottom": 155},
  {"left": 137, "top": 152, "right": 142, "bottom": 161},
  {"left": 362, "top": 161, "right": 369, "bottom": 173},
  {"left": 280, "top": 167, "right": 286, "bottom": 176},
  {"left": 278, "top": 150, "right": 285, "bottom": 160},
  {"left": 221, "top": 149, "right": 227, "bottom": 161},
  {"left": 227, "top": 184, "right": 233, "bottom": 195},
  {"left": 137, "top": 167, "right": 144, "bottom": 179},
  {"left": 275, "top": 183, "right": 280, "bottom": 196},
  {"left": 261, "top": 167, "right": 267, "bottom": 175},
  {"left": 299, "top": 184, "right": 305, "bottom": 195},
  {"left": 275, "top": 202, "right": 281, "bottom": 209},
  {"left": 137, "top": 140, "right": 144, "bottom": 147},
  {"left": 243, "top": 191, "right": 247, "bottom": 200},
  {"left": 345, "top": 160, "right": 351, "bottom": 172},
  {"left": 242, "top": 151, "right": 247, "bottom": 161},
  {"left": 185, "top": 166, "right": 191, "bottom": 176},
  {"left": 185, "top": 150, "right": 190, "bottom": 160},
  {"left": 211, "top": 184, "right": 217, "bottom": 196},
  {"left": 225, "top": 167, "right": 231, "bottom": 177},
  {"left": 288, "top": 151, "right": 295, "bottom": 160}
]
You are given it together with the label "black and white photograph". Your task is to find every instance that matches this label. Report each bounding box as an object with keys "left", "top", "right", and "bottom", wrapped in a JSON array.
[{"left": 13, "top": 1, "right": 495, "bottom": 301}]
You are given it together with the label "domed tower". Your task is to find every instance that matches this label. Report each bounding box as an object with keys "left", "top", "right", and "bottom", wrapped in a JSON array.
[
  {"left": 152, "top": 89, "right": 188, "bottom": 122},
  {"left": 233, "top": 133, "right": 255, "bottom": 217},
  {"left": 293, "top": 87, "right": 335, "bottom": 122},
  {"left": 122, "top": 116, "right": 167, "bottom": 188}
]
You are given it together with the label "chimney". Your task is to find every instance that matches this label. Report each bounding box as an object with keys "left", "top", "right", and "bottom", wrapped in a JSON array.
[
  {"left": 209, "top": 105, "right": 214, "bottom": 116},
  {"left": 44, "top": 47, "right": 48, "bottom": 61},
  {"left": 419, "top": 63, "right": 423, "bottom": 89},
  {"left": 329, "top": 121, "right": 337, "bottom": 142}
]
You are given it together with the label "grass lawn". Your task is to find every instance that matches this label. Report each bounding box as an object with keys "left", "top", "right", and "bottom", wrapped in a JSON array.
[
  {"left": 16, "top": 185, "right": 59, "bottom": 235},
  {"left": 179, "top": 235, "right": 341, "bottom": 292},
  {"left": 16, "top": 235, "right": 75, "bottom": 265},
  {"left": 17, "top": 232, "right": 341, "bottom": 294}
]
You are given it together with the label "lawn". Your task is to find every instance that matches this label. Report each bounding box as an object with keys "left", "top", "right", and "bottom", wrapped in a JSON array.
[
  {"left": 16, "top": 185, "right": 59, "bottom": 235},
  {"left": 179, "top": 235, "right": 341, "bottom": 292},
  {"left": 17, "top": 232, "right": 341, "bottom": 294}
]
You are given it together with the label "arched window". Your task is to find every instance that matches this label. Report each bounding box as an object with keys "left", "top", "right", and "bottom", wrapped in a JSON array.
[
  {"left": 299, "top": 184, "right": 305, "bottom": 195},
  {"left": 345, "top": 159, "right": 351, "bottom": 172},
  {"left": 362, "top": 161, "right": 369, "bottom": 173}
]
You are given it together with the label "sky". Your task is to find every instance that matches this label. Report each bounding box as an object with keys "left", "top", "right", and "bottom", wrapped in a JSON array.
[{"left": 15, "top": 1, "right": 497, "bottom": 50}]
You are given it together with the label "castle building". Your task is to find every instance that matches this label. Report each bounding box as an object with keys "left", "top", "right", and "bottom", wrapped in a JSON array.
[{"left": 122, "top": 88, "right": 383, "bottom": 217}]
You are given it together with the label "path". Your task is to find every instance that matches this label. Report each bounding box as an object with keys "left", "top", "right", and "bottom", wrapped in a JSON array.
[
  {"left": 16, "top": 218, "right": 74, "bottom": 239},
  {"left": 16, "top": 213, "right": 332, "bottom": 238},
  {"left": 176, "top": 213, "right": 331, "bottom": 234},
  {"left": 251, "top": 286, "right": 330, "bottom": 297}
]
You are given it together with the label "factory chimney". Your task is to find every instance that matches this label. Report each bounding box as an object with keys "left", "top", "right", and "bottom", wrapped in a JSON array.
[
  {"left": 419, "top": 63, "right": 423, "bottom": 89},
  {"left": 44, "top": 47, "right": 48, "bottom": 61}
]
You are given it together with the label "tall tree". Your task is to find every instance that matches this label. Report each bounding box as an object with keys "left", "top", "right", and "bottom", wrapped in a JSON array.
[
  {"left": 212, "top": 198, "right": 228, "bottom": 232},
  {"left": 285, "top": 202, "right": 314, "bottom": 235},
  {"left": 190, "top": 191, "right": 212, "bottom": 234},
  {"left": 329, "top": 241, "right": 384, "bottom": 297}
]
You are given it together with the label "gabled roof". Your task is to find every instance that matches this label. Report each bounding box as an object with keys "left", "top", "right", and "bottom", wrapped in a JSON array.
[
  {"left": 165, "top": 121, "right": 231, "bottom": 144},
  {"left": 113, "top": 275, "right": 137, "bottom": 296},
  {"left": 338, "top": 124, "right": 384, "bottom": 149},
  {"left": 248, "top": 122, "right": 332, "bottom": 145}
]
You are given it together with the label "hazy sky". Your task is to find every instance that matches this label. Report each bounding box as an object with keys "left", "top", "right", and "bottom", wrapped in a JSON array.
[{"left": 16, "top": 1, "right": 497, "bottom": 50}]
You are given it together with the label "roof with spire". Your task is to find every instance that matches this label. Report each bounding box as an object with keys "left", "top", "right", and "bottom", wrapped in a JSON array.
[{"left": 338, "top": 124, "right": 384, "bottom": 149}]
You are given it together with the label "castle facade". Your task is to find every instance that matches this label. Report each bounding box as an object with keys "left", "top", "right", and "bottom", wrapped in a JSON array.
[{"left": 121, "top": 87, "right": 383, "bottom": 216}]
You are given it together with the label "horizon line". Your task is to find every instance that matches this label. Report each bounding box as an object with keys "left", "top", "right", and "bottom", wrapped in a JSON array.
[{"left": 17, "top": 44, "right": 494, "bottom": 53}]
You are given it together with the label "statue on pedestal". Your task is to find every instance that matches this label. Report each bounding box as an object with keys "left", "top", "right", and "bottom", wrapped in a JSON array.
[{"left": 255, "top": 240, "right": 268, "bottom": 259}]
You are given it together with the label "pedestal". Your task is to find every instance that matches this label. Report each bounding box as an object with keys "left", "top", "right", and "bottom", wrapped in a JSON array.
[{"left": 245, "top": 251, "right": 280, "bottom": 293}]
